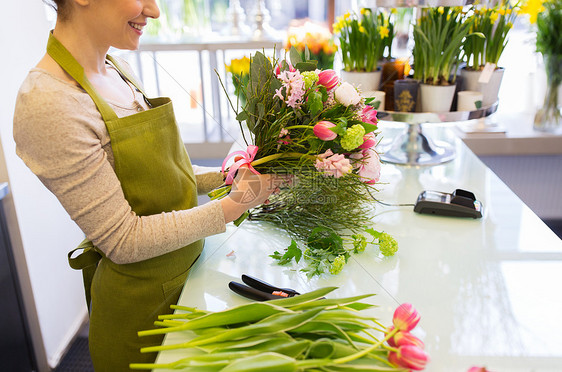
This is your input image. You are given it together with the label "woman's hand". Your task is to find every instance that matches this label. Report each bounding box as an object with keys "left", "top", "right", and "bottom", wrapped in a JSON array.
[{"left": 220, "top": 168, "right": 285, "bottom": 223}]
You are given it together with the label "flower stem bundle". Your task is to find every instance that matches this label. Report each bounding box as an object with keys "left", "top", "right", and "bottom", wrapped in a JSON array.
[{"left": 130, "top": 287, "right": 428, "bottom": 371}]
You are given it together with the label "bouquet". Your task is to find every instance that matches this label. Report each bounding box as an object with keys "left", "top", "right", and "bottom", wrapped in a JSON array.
[
  {"left": 284, "top": 20, "right": 337, "bottom": 70},
  {"left": 333, "top": 8, "right": 389, "bottom": 72},
  {"left": 462, "top": 2, "right": 518, "bottom": 70},
  {"left": 212, "top": 48, "right": 398, "bottom": 277},
  {"left": 225, "top": 56, "right": 251, "bottom": 107},
  {"left": 413, "top": 7, "right": 479, "bottom": 85},
  {"left": 131, "top": 288, "right": 429, "bottom": 371}
]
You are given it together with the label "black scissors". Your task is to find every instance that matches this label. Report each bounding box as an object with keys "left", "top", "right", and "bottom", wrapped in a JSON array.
[{"left": 228, "top": 274, "right": 300, "bottom": 301}]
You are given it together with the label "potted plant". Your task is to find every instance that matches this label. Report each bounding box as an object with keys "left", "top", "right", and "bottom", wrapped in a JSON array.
[
  {"left": 284, "top": 20, "right": 337, "bottom": 70},
  {"left": 533, "top": 0, "right": 562, "bottom": 132},
  {"left": 413, "top": 6, "right": 477, "bottom": 112},
  {"left": 461, "top": 2, "right": 518, "bottom": 106},
  {"left": 333, "top": 8, "right": 389, "bottom": 91}
]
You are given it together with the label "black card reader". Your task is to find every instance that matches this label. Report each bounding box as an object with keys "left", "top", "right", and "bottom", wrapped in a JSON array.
[{"left": 414, "top": 189, "right": 483, "bottom": 218}]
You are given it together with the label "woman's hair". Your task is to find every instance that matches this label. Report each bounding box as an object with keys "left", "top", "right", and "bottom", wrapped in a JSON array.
[{"left": 43, "top": 0, "right": 70, "bottom": 21}]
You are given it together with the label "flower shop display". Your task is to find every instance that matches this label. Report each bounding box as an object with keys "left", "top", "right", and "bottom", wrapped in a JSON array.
[
  {"left": 413, "top": 6, "right": 478, "bottom": 112},
  {"left": 225, "top": 56, "right": 251, "bottom": 108},
  {"left": 333, "top": 8, "right": 391, "bottom": 91},
  {"left": 532, "top": 0, "right": 562, "bottom": 132},
  {"left": 284, "top": 20, "right": 337, "bottom": 70},
  {"left": 211, "top": 47, "right": 397, "bottom": 278},
  {"left": 461, "top": 2, "right": 518, "bottom": 106},
  {"left": 130, "top": 288, "right": 429, "bottom": 371}
]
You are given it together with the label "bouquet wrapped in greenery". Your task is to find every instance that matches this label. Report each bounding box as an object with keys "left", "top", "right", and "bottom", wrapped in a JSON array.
[
  {"left": 332, "top": 8, "right": 390, "bottom": 72},
  {"left": 131, "top": 288, "right": 429, "bottom": 371},
  {"left": 284, "top": 20, "right": 337, "bottom": 70},
  {"left": 413, "top": 7, "right": 478, "bottom": 85},
  {"left": 212, "top": 48, "right": 397, "bottom": 277},
  {"left": 462, "top": 2, "right": 518, "bottom": 70}
]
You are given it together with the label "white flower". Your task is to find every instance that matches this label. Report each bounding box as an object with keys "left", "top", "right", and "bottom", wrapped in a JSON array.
[{"left": 334, "top": 82, "right": 361, "bottom": 106}]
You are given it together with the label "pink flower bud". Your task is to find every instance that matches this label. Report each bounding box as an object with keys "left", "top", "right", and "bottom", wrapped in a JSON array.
[
  {"left": 318, "top": 69, "right": 339, "bottom": 90},
  {"left": 395, "top": 331, "right": 425, "bottom": 349},
  {"left": 467, "top": 367, "right": 491, "bottom": 372},
  {"left": 393, "top": 303, "right": 420, "bottom": 331},
  {"left": 275, "top": 61, "right": 296, "bottom": 76},
  {"left": 360, "top": 105, "right": 378, "bottom": 126},
  {"left": 392, "top": 345, "right": 430, "bottom": 371},
  {"left": 313, "top": 121, "right": 337, "bottom": 141},
  {"left": 358, "top": 132, "right": 377, "bottom": 149}
]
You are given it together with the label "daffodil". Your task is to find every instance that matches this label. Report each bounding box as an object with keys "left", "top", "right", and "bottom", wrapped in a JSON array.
[
  {"left": 379, "top": 25, "right": 390, "bottom": 39},
  {"left": 520, "top": 0, "right": 545, "bottom": 23}
]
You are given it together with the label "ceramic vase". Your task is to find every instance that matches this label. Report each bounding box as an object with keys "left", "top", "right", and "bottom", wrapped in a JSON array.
[
  {"left": 460, "top": 67, "right": 504, "bottom": 107},
  {"left": 340, "top": 70, "right": 382, "bottom": 92},
  {"left": 420, "top": 84, "right": 456, "bottom": 112}
]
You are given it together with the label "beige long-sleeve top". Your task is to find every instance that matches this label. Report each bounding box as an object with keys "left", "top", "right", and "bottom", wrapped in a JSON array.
[{"left": 13, "top": 66, "right": 227, "bottom": 264}]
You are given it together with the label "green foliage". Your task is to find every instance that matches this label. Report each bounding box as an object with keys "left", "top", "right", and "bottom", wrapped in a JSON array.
[{"left": 536, "top": 0, "right": 562, "bottom": 61}]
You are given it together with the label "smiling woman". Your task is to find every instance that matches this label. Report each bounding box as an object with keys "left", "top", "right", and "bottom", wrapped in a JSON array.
[{"left": 12, "top": 0, "right": 282, "bottom": 370}]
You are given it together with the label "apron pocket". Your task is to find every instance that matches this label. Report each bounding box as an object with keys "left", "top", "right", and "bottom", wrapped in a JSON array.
[{"left": 161, "top": 268, "right": 190, "bottom": 301}]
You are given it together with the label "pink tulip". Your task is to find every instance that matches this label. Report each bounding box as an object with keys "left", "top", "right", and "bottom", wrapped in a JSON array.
[
  {"left": 358, "top": 132, "right": 377, "bottom": 149},
  {"left": 275, "top": 61, "right": 296, "bottom": 76},
  {"left": 390, "top": 345, "right": 429, "bottom": 371},
  {"left": 360, "top": 105, "right": 378, "bottom": 126},
  {"left": 317, "top": 69, "right": 339, "bottom": 90},
  {"left": 467, "top": 368, "right": 491, "bottom": 372},
  {"left": 313, "top": 121, "right": 337, "bottom": 141},
  {"left": 395, "top": 331, "right": 425, "bottom": 349},
  {"left": 393, "top": 303, "right": 420, "bottom": 331}
]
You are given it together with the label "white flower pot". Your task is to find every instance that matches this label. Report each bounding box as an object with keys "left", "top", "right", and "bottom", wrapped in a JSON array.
[
  {"left": 460, "top": 67, "right": 505, "bottom": 107},
  {"left": 340, "top": 70, "right": 382, "bottom": 92},
  {"left": 420, "top": 84, "right": 456, "bottom": 112}
]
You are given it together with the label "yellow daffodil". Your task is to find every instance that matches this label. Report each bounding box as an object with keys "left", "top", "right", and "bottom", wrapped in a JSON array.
[
  {"left": 359, "top": 25, "right": 367, "bottom": 34},
  {"left": 379, "top": 25, "right": 389, "bottom": 39},
  {"left": 226, "top": 56, "right": 250, "bottom": 76},
  {"left": 343, "top": 12, "right": 350, "bottom": 19},
  {"left": 490, "top": 11, "right": 499, "bottom": 23},
  {"left": 391, "top": 8, "right": 397, "bottom": 14},
  {"left": 438, "top": 6, "right": 444, "bottom": 14},
  {"left": 520, "top": 0, "right": 544, "bottom": 23},
  {"left": 498, "top": 8, "right": 506, "bottom": 16}
]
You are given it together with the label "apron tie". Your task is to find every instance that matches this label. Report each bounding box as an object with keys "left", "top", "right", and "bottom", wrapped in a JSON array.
[{"left": 68, "top": 239, "right": 102, "bottom": 313}]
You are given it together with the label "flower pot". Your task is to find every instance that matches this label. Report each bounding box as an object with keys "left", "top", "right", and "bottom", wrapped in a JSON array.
[
  {"left": 420, "top": 84, "right": 456, "bottom": 112},
  {"left": 460, "top": 67, "right": 504, "bottom": 107},
  {"left": 340, "top": 69, "right": 382, "bottom": 92},
  {"left": 394, "top": 79, "right": 420, "bottom": 112},
  {"left": 457, "top": 91, "right": 483, "bottom": 111},
  {"left": 363, "top": 90, "right": 386, "bottom": 111}
]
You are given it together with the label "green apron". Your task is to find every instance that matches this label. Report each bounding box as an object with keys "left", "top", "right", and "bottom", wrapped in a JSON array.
[{"left": 47, "top": 33, "right": 204, "bottom": 371}]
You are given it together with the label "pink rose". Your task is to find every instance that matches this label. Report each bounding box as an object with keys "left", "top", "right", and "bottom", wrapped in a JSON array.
[{"left": 313, "top": 121, "right": 337, "bottom": 141}]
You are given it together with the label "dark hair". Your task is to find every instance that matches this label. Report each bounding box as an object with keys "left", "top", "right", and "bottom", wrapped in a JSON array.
[{"left": 43, "top": 0, "right": 70, "bottom": 21}]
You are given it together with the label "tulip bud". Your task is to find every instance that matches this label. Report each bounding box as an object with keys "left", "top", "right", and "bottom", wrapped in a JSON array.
[
  {"left": 394, "top": 331, "right": 425, "bottom": 349},
  {"left": 317, "top": 69, "right": 339, "bottom": 90},
  {"left": 313, "top": 121, "right": 337, "bottom": 141},
  {"left": 393, "top": 303, "right": 420, "bottom": 331},
  {"left": 360, "top": 105, "right": 378, "bottom": 126},
  {"left": 389, "top": 345, "right": 429, "bottom": 371},
  {"left": 335, "top": 82, "right": 361, "bottom": 106},
  {"left": 467, "top": 367, "right": 490, "bottom": 372},
  {"left": 358, "top": 132, "right": 377, "bottom": 149}
]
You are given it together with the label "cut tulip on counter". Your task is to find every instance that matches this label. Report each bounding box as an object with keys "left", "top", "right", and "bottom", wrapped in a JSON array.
[{"left": 130, "top": 287, "right": 429, "bottom": 371}]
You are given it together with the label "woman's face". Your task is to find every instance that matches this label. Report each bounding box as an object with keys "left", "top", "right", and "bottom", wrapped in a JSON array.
[{"left": 85, "top": 0, "right": 160, "bottom": 50}]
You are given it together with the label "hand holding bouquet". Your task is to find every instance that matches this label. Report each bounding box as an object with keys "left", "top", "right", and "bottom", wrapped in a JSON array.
[{"left": 211, "top": 48, "right": 397, "bottom": 277}]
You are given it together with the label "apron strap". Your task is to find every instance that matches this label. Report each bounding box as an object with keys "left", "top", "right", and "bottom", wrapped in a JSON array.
[
  {"left": 106, "top": 55, "right": 148, "bottom": 97},
  {"left": 46, "top": 31, "right": 119, "bottom": 123},
  {"left": 68, "top": 239, "right": 102, "bottom": 313}
]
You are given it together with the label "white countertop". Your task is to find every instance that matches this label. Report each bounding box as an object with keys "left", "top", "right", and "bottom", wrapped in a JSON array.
[{"left": 152, "top": 137, "right": 562, "bottom": 372}]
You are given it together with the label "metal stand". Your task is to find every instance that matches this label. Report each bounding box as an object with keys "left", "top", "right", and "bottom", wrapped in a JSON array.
[{"left": 378, "top": 101, "right": 499, "bottom": 166}]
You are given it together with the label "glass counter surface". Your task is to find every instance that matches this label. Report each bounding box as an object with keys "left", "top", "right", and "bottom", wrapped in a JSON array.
[{"left": 152, "top": 138, "right": 562, "bottom": 372}]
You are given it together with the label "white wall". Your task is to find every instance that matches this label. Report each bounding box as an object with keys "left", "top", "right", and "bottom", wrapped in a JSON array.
[{"left": 1, "top": 1, "right": 88, "bottom": 369}]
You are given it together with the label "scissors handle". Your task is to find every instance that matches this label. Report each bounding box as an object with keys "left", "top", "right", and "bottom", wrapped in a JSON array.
[
  {"left": 228, "top": 281, "right": 284, "bottom": 301},
  {"left": 241, "top": 274, "right": 300, "bottom": 296}
]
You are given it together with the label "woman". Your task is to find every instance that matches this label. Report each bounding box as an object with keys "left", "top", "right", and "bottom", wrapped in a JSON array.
[{"left": 13, "top": 0, "right": 279, "bottom": 370}]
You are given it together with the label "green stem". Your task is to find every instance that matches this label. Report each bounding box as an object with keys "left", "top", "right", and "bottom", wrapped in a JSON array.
[
  {"left": 285, "top": 125, "right": 314, "bottom": 130},
  {"left": 250, "top": 152, "right": 314, "bottom": 167},
  {"left": 333, "top": 327, "right": 397, "bottom": 364}
]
